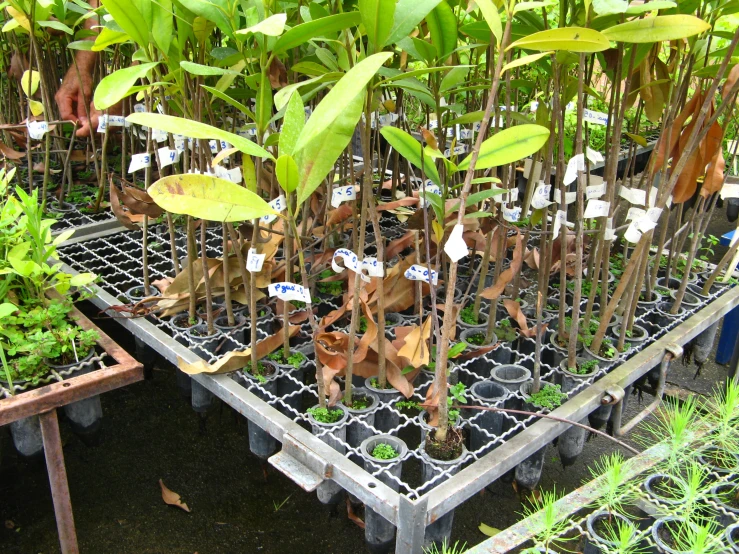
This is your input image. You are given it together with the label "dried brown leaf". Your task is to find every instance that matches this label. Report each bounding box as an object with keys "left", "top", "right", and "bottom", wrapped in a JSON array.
[{"left": 159, "top": 479, "right": 190, "bottom": 512}]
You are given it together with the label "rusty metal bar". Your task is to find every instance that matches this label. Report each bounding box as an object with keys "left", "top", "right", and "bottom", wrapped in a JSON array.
[{"left": 39, "top": 409, "right": 79, "bottom": 554}]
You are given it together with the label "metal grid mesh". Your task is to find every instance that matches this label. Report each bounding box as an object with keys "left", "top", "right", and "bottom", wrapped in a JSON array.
[
  {"left": 50, "top": 203, "right": 116, "bottom": 232},
  {"left": 0, "top": 352, "right": 109, "bottom": 398},
  {"left": 56, "top": 218, "right": 737, "bottom": 500}
]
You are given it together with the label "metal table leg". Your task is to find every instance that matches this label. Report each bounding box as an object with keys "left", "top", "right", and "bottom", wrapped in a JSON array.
[{"left": 39, "top": 409, "right": 79, "bottom": 554}]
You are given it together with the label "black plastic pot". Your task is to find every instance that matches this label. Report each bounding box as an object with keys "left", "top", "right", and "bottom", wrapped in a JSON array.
[
  {"left": 49, "top": 351, "right": 103, "bottom": 444},
  {"left": 185, "top": 324, "right": 218, "bottom": 413},
  {"left": 583, "top": 343, "right": 620, "bottom": 371},
  {"left": 490, "top": 364, "right": 531, "bottom": 394},
  {"left": 669, "top": 289, "right": 701, "bottom": 310},
  {"left": 9, "top": 415, "right": 44, "bottom": 458},
  {"left": 584, "top": 511, "right": 634, "bottom": 554},
  {"left": 214, "top": 313, "right": 248, "bottom": 350},
  {"left": 460, "top": 328, "right": 498, "bottom": 357},
  {"left": 656, "top": 276, "right": 681, "bottom": 290},
  {"left": 514, "top": 380, "right": 557, "bottom": 490},
  {"left": 360, "top": 435, "right": 407, "bottom": 554},
  {"left": 710, "top": 482, "right": 739, "bottom": 526},
  {"left": 726, "top": 522, "right": 739, "bottom": 553},
  {"left": 339, "top": 387, "right": 380, "bottom": 457},
  {"left": 697, "top": 446, "right": 739, "bottom": 475},
  {"left": 557, "top": 358, "right": 597, "bottom": 467},
  {"left": 365, "top": 377, "right": 401, "bottom": 433},
  {"left": 456, "top": 308, "right": 488, "bottom": 332},
  {"left": 635, "top": 289, "right": 662, "bottom": 317},
  {"left": 308, "top": 405, "right": 349, "bottom": 505},
  {"left": 170, "top": 313, "right": 202, "bottom": 400},
  {"left": 420, "top": 439, "right": 468, "bottom": 549},
  {"left": 238, "top": 305, "right": 275, "bottom": 335},
  {"left": 242, "top": 361, "right": 280, "bottom": 460},
  {"left": 545, "top": 331, "right": 583, "bottom": 368},
  {"left": 274, "top": 344, "right": 312, "bottom": 416},
  {"left": 643, "top": 473, "right": 689, "bottom": 506},
  {"left": 651, "top": 517, "right": 692, "bottom": 554},
  {"left": 468, "top": 380, "right": 508, "bottom": 454},
  {"left": 417, "top": 410, "right": 464, "bottom": 443}
]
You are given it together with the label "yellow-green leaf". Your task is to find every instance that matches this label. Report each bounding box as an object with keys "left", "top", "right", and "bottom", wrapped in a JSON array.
[
  {"left": 474, "top": 0, "right": 502, "bottom": 46},
  {"left": 501, "top": 51, "right": 552, "bottom": 74},
  {"left": 625, "top": 132, "right": 648, "bottom": 147},
  {"left": 602, "top": 15, "right": 710, "bottom": 43},
  {"left": 507, "top": 27, "right": 610, "bottom": 53},
  {"left": 276, "top": 155, "right": 299, "bottom": 193},
  {"left": 94, "top": 62, "right": 159, "bottom": 110},
  {"left": 29, "top": 99, "right": 44, "bottom": 116},
  {"left": 235, "top": 13, "right": 287, "bottom": 36},
  {"left": 457, "top": 124, "right": 550, "bottom": 171},
  {"left": 479, "top": 523, "right": 502, "bottom": 537},
  {"left": 148, "top": 174, "right": 277, "bottom": 222},
  {"left": 380, "top": 126, "right": 442, "bottom": 186},
  {"left": 20, "top": 70, "right": 40, "bottom": 97}
]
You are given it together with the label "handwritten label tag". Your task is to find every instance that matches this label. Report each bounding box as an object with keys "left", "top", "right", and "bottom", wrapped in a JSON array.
[
  {"left": 554, "top": 190, "right": 577, "bottom": 205},
  {"left": 27, "top": 120, "right": 48, "bottom": 140},
  {"left": 444, "top": 144, "right": 468, "bottom": 157},
  {"left": 247, "top": 248, "right": 265, "bottom": 273},
  {"left": 331, "top": 185, "right": 357, "bottom": 208},
  {"left": 586, "top": 183, "right": 606, "bottom": 200},
  {"left": 444, "top": 224, "right": 468, "bottom": 262},
  {"left": 531, "top": 182, "right": 552, "bottom": 209},
  {"left": 332, "top": 248, "right": 361, "bottom": 276},
  {"left": 209, "top": 139, "right": 231, "bottom": 154},
  {"left": 626, "top": 207, "right": 647, "bottom": 221},
  {"left": 564, "top": 154, "right": 585, "bottom": 185},
  {"left": 128, "top": 153, "right": 151, "bottom": 173},
  {"left": 586, "top": 147, "right": 604, "bottom": 164},
  {"left": 404, "top": 264, "right": 438, "bottom": 286},
  {"left": 268, "top": 282, "right": 311, "bottom": 304},
  {"left": 583, "top": 199, "right": 610, "bottom": 218},
  {"left": 153, "top": 128, "right": 168, "bottom": 143},
  {"left": 261, "top": 195, "right": 286, "bottom": 224},
  {"left": 459, "top": 128, "right": 474, "bottom": 140},
  {"left": 553, "top": 210, "right": 567, "bottom": 238},
  {"left": 583, "top": 108, "right": 608, "bottom": 126},
  {"left": 419, "top": 182, "right": 441, "bottom": 208},
  {"left": 502, "top": 204, "right": 522, "bottom": 223},
  {"left": 646, "top": 207, "right": 663, "bottom": 222},
  {"left": 133, "top": 103, "right": 146, "bottom": 113},
  {"left": 635, "top": 217, "right": 657, "bottom": 233},
  {"left": 97, "top": 114, "right": 128, "bottom": 133},
  {"left": 619, "top": 186, "right": 646, "bottom": 206},
  {"left": 157, "top": 147, "right": 180, "bottom": 168},
  {"left": 624, "top": 221, "right": 642, "bottom": 243}
]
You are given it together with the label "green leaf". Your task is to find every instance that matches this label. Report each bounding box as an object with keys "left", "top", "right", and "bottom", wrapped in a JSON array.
[
  {"left": 94, "top": 62, "right": 158, "bottom": 110},
  {"left": 474, "top": 0, "right": 502, "bottom": 45},
  {"left": 385, "top": 0, "right": 443, "bottom": 46},
  {"left": 202, "top": 85, "right": 255, "bottom": 119},
  {"left": 126, "top": 113, "right": 273, "bottom": 159},
  {"left": 380, "top": 126, "right": 442, "bottom": 186},
  {"left": 592, "top": 0, "right": 627, "bottom": 15},
  {"left": 293, "top": 52, "right": 392, "bottom": 154},
  {"left": 256, "top": 71, "right": 273, "bottom": 135},
  {"left": 148, "top": 174, "right": 277, "bottom": 222},
  {"left": 501, "top": 51, "right": 552, "bottom": 74},
  {"left": 448, "top": 110, "right": 484, "bottom": 125},
  {"left": 38, "top": 20, "right": 74, "bottom": 34},
  {"left": 280, "top": 92, "right": 305, "bottom": 157},
  {"left": 457, "top": 124, "right": 550, "bottom": 171},
  {"left": 276, "top": 155, "right": 299, "bottom": 193},
  {"left": 180, "top": 61, "right": 240, "bottom": 77},
  {"left": 625, "top": 0, "right": 675, "bottom": 14},
  {"left": 508, "top": 27, "right": 610, "bottom": 52},
  {"left": 92, "top": 26, "right": 129, "bottom": 50},
  {"left": 294, "top": 92, "right": 365, "bottom": 205},
  {"left": 479, "top": 523, "right": 502, "bottom": 537},
  {"left": 421, "top": 190, "right": 444, "bottom": 222},
  {"left": 360, "top": 0, "right": 395, "bottom": 50},
  {"left": 0, "top": 303, "right": 17, "bottom": 319},
  {"left": 465, "top": 188, "right": 506, "bottom": 206},
  {"left": 273, "top": 12, "right": 362, "bottom": 54},
  {"left": 151, "top": 0, "right": 172, "bottom": 54},
  {"left": 274, "top": 73, "right": 339, "bottom": 111},
  {"left": 20, "top": 70, "right": 40, "bottom": 97},
  {"left": 67, "top": 40, "right": 96, "bottom": 50},
  {"left": 426, "top": 1, "right": 457, "bottom": 60},
  {"left": 8, "top": 243, "right": 36, "bottom": 277},
  {"left": 448, "top": 342, "right": 466, "bottom": 358},
  {"left": 235, "top": 13, "right": 287, "bottom": 36},
  {"left": 100, "top": 0, "right": 148, "bottom": 48},
  {"left": 624, "top": 132, "right": 648, "bottom": 146},
  {"left": 440, "top": 66, "right": 469, "bottom": 93},
  {"left": 602, "top": 15, "right": 710, "bottom": 43},
  {"left": 70, "top": 273, "right": 96, "bottom": 287}
]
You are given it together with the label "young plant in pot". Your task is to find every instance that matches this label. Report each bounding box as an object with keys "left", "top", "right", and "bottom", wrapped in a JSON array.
[
  {"left": 558, "top": 357, "right": 599, "bottom": 466},
  {"left": 516, "top": 487, "right": 570, "bottom": 554}
]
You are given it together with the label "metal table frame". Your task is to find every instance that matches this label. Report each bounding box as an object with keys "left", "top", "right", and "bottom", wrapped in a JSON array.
[
  {"left": 56, "top": 221, "right": 739, "bottom": 553},
  {"left": 0, "top": 298, "right": 143, "bottom": 554}
]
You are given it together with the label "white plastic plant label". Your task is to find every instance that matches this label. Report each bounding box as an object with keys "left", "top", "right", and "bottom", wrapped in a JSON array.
[
  {"left": 27, "top": 120, "right": 48, "bottom": 140},
  {"left": 444, "top": 144, "right": 468, "bottom": 157},
  {"left": 626, "top": 207, "right": 647, "bottom": 221},
  {"left": 635, "top": 217, "right": 657, "bottom": 233},
  {"left": 157, "top": 147, "right": 180, "bottom": 168},
  {"left": 361, "top": 257, "right": 383, "bottom": 278},
  {"left": 246, "top": 248, "right": 265, "bottom": 273},
  {"left": 268, "top": 282, "right": 311, "bottom": 304},
  {"left": 552, "top": 210, "right": 567, "bottom": 238},
  {"left": 97, "top": 114, "right": 128, "bottom": 133},
  {"left": 564, "top": 154, "right": 585, "bottom": 185},
  {"left": 459, "top": 128, "right": 474, "bottom": 140},
  {"left": 128, "top": 152, "right": 151, "bottom": 173},
  {"left": 153, "top": 128, "right": 168, "bottom": 143},
  {"left": 586, "top": 147, "right": 604, "bottom": 164},
  {"left": 523, "top": 158, "right": 542, "bottom": 180},
  {"left": 604, "top": 218, "right": 615, "bottom": 241},
  {"left": 721, "top": 183, "right": 739, "bottom": 199},
  {"left": 583, "top": 199, "right": 610, "bottom": 218},
  {"left": 444, "top": 224, "right": 468, "bottom": 262},
  {"left": 261, "top": 194, "right": 286, "bottom": 224},
  {"left": 646, "top": 207, "right": 663, "bottom": 223},
  {"left": 502, "top": 188, "right": 519, "bottom": 204},
  {"left": 404, "top": 264, "right": 438, "bottom": 286},
  {"left": 619, "top": 186, "right": 646, "bottom": 206},
  {"left": 624, "top": 221, "right": 642, "bottom": 243},
  {"left": 586, "top": 182, "right": 606, "bottom": 200},
  {"left": 332, "top": 247, "right": 362, "bottom": 276},
  {"left": 554, "top": 190, "right": 577, "bottom": 205},
  {"left": 133, "top": 103, "right": 146, "bottom": 113},
  {"left": 331, "top": 185, "right": 357, "bottom": 208},
  {"left": 583, "top": 108, "right": 608, "bottom": 126},
  {"left": 502, "top": 204, "right": 522, "bottom": 223},
  {"left": 531, "top": 182, "right": 552, "bottom": 209},
  {"left": 418, "top": 182, "right": 441, "bottom": 208}
]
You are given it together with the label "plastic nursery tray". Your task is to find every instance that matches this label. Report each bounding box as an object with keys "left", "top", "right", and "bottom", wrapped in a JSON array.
[{"left": 55, "top": 216, "right": 739, "bottom": 553}]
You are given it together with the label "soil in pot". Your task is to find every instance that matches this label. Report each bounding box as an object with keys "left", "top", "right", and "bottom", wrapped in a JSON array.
[
  {"left": 214, "top": 313, "right": 247, "bottom": 350},
  {"left": 644, "top": 474, "right": 688, "bottom": 505},
  {"left": 339, "top": 388, "right": 380, "bottom": 455},
  {"left": 424, "top": 427, "right": 465, "bottom": 462},
  {"left": 654, "top": 518, "right": 689, "bottom": 552}
]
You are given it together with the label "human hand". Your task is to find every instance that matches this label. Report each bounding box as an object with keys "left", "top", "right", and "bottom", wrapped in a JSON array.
[{"left": 55, "top": 63, "right": 100, "bottom": 137}]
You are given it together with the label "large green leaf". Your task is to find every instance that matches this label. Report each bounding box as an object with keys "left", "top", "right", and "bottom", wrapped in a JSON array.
[
  {"left": 293, "top": 52, "right": 393, "bottom": 154},
  {"left": 440, "top": 66, "right": 469, "bottom": 93},
  {"left": 148, "top": 174, "right": 277, "bottom": 222},
  {"left": 280, "top": 92, "right": 305, "bottom": 157},
  {"left": 602, "top": 15, "right": 710, "bottom": 43},
  {"left": 457, "top": 124, "right": 550, "bottom": 171},
  {"left": 474, "top": 0, "right": 502, "bottom": 45},
  {"left": 426, "top": 1, "right": 457, "bottom": 60},
  {"left": 126, "top": 113, "right": 273, "bottom": 159},
  {"left": 507, "top": 27, "right": 610, "bottom": 52},
  {"left": 202, "top": 85, "right": 255, "bottom": 118},
  {"left": 276, "top": 155, "right": 299, "bottom": 193},
  {"left": 94, "top": 62, "right": 158, "bottom": 110},
  {"left": 235, "top": 13, "right": 287, "bottom": 36},
  {"left": 272, "top": 12, "right": 362, "bottom": 54},
  {"left": 380, "top": 126, "right": 442, "bottom": 186},
  {"left": 384, "top": 0, "right": 443, "bottom": 46},
  {"left": 151, "top": 0, "right": 173, "bottom": 54},
  {"left": 359, "top": 0, "right": 395, "bottom": 50},
  {"left": 256, "top": 71, "right": 273, "bottom": 135},
  {"left": 178, "top": 0, "right": 233, "bottom": 39},
  {"left": 501, "top": 51, "right": 552, "bottom": 74},
  {"left": 100, "top": 0, "right": 148, "bottom": 48},
  {"left": 294, "top": 92, "right": 364, "bottom": 205},
  {"left": 180, "top": 61, "right": 240, "bottom": 76}
]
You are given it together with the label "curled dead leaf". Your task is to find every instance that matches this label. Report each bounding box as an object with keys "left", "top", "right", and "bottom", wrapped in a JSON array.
[{"left": 159, "top": 479, "right": 190, "bottom": 512}]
